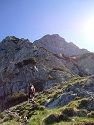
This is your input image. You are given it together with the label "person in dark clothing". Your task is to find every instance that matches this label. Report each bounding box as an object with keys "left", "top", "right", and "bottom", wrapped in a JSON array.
[{"left": 28, "top": 85, "right": 35, "bottom": 102}]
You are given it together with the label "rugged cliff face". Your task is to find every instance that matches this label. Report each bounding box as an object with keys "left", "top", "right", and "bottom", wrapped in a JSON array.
[
  {"left": 71, "top": 53, "right": 94, "bottom": 75},
  {"left": 0, "top": 35, "right": 93, "bottom": 113}
]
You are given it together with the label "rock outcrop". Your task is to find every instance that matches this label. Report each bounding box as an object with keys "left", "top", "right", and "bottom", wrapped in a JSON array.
[
  {"left": 71, "top": 53, "right": 94, "bottom": 75},
  {"left": 46, "top": 75, "right": 94, "bottom": 108}
]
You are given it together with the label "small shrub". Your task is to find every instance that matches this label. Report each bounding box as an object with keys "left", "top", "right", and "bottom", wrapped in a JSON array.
[
  {"left": 45, "top": 58, "right": 51, "bottom": 61},
  {"left": 62, "top": 107, "right": 78, "bottom": 117},
  {"left": 38, "top": 105, "right": 45, "bottom": 110},
  {"left": 52, "top": 67, "right": 68, "bottom": 72},
  {"left": 7, "top": 92, "right": 28, "bottom": 107},
  {"left": 87, "top": 111, "right": 94, "bottom": 118},
  {"left": 78, "top": 98, "right": 91, "bottom": 109},
  {"left": 75, "top": 120, "right": 94, "bottom": 125},
  {"left": 3, "top": 116, "right": 10, "bottom": 122},
  {"left": 51, "top": 93, "right": 59, "bottom": 102},
  {"left": 7, "top": 113, "right": 14, "bottom": 120},
  {"left": 77, "top": 109, "right": 87, "bottom": 117},
  {"left": 48, "top": 74, "right": 54, "bottom": 80},
  {"left": 23, "top": 57, "right": 37, "bottom": 65},
  {"left": 11, "top": 92, "right": 27, "bottom": 101},
  {"left": 23, "top": 110, "right": 29, "bottom": 116},
  {"left": 0, "top": 112, "right": 4, "bottom": 119},
  {"left": 75, "top": 96, "right": 81, "bottom": 100},
  {"left": 45, "top": 113, "right": 70, "bottom": 124}
]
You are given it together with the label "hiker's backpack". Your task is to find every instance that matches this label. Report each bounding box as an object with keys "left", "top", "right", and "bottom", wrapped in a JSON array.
[{"left": 31, "top": 87, "right": 35, "bottom": 92}]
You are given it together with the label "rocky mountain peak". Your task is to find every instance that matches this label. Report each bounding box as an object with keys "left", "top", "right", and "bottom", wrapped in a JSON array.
[
  {"left": 34, "top": 34, "right": 66, "bottom": 49},
  {"left": 41, "top": 34, "right": 66, "bottom": 41},
  {"left": 4, "top": 36, "right": 19, "bottom": 40},
  {"left": 34, "top": 34, "right": 89, "bottom": 56},
  {"left": 1, "top": 36, "right": 30, "bottom": 44}
]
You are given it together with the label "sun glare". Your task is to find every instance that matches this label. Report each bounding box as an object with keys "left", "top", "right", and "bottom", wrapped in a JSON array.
[{"left": 84, "top": 17, "right": 94, "bottom": 41}]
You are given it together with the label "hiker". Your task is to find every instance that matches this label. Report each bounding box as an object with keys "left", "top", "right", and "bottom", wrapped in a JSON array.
[
  {"left": 28, "top": 85, "right": 35, "bottom": 102},
  {"left": 31, "top": 85, "right": 35, "bottom": 101}
]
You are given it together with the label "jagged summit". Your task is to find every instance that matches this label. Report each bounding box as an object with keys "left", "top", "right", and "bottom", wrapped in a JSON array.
[
  {"left": 0, "top": 36, "right": 32, "bottom": 52},
  {"left": 40, "top": 34, "right": 66, "bottom": 41},
  {"left": 34, "top": 34, "right": 89, "bottom": 56},
  {"left": 1, "top": 36, "right": 30, "bottom": 43},
  {"left": 4, "top": 36, "right": 19, "bottom": 40}
]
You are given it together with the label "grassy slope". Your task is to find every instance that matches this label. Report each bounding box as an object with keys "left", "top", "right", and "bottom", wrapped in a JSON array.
[{"left": 0, "top": 77, "right": 94, "bottom": 125}]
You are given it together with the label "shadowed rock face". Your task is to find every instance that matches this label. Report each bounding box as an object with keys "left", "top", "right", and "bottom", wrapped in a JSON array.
[{"left": 0, "top": 35, "right": 93, "bottom": 112}]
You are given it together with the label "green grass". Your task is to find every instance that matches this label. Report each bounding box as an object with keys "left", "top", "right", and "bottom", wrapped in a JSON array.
[
  {"left": 28, "top": 110, "right": 94, "bottom": 125},
  {"left": 1, "top": 76, "right": 94, "bottom": 125},
  {"left": 51, "top": 117, "right": 94, "bottom": 125},
  {"left": 28, "top": 98, "right": 94, "bottom": 125},
  {"left": 1, "top": 98, "right": 94, "bottom": 125},
  {"left": 2, "top": 116, "right": 94, "bottom": 125}
]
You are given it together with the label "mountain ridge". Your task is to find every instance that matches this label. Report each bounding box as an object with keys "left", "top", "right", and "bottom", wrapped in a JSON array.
[{"left": 34, "top": 34, "right": 89, "bottom": 56}]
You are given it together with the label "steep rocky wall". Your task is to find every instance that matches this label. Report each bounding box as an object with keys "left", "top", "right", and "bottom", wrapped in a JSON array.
[{"left": 71, "top": 53, "right": 94, "bottom": 75}]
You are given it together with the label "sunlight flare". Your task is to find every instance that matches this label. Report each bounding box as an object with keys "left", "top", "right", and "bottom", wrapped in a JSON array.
[{"left": 84, "top": 17, "right": 94, "bottom": 41}]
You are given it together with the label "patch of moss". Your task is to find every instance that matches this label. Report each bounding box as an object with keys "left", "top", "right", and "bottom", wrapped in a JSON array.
[
  {"left": 45, "top": 113, "right": 70, "bottom": 124},
  {"left": 48, "top": 74, "right": 54, "bottom": 80},
  {"left": 75, "top": 120, "right": 94, "bottom": 125},
  {"left": 62, "top": 107, "right": 78, "bottom": 117},
  {"left": 52, "top": 66, "right": 69, "bottom": 72},
  {"left": 78, "top": 98, "right": 91, "bottom": 109},
  {"left": 9, "top": 92, "right": 27, "bottom": 104}
]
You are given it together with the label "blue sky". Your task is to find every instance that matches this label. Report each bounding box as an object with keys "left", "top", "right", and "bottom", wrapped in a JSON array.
[{"left": 0, "top": 0, "right": 94, "bottom": 52}]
